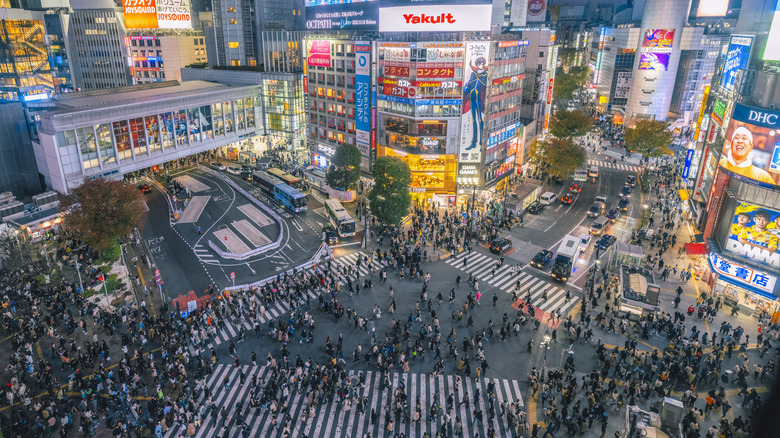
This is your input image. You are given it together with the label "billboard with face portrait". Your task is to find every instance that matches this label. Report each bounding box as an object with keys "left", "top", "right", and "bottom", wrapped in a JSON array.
[
  {"left": 718, "top": 103, "right": 780, "bottom": 188},
  {"left": 721, "top": 202, "right": 780, "bottom": 269},
  {"left": 459, "top": 42, "right": 490, "bottom": 164}
]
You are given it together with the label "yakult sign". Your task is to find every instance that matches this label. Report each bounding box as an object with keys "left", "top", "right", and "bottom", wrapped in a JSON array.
[{"left": 379, "top": 5, "right": 492, "bottom": 32}]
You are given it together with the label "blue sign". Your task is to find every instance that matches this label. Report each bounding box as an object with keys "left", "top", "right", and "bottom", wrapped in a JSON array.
[
  {"left": 377, "top": 95, "right": 463, "bottom": 106},
  {"left": 682, "top": 148, "right": 694, "bottom": 179},
  {"left": 720, "top": 35, "right": 754, "bottom": 92},
  {"left": 487, "top": 121, "right": 523, "bottom": 147},
  {"left": 355, "top": 42, "right": 371, "bottom": 146},
  {"left": 181, "top": 311, "right": 189, "bottom": 319}
]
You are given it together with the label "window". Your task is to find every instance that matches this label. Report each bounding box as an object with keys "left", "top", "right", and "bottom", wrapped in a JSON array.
[
  {"left": 229, "top": 19, "right": 237, "bottom": 25},
  {"left": 227, "top": 6, "right": 236, "bottom": 12},
  {"left": 229, "top": 42, "right": 239, "bottom": 49}
]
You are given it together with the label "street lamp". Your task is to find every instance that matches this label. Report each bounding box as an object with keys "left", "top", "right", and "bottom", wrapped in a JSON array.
[{"left": 541, "top": 333, "right": 552, "bottom": 380}]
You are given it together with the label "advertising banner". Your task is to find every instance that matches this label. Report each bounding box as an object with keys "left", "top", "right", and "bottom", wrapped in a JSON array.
[
  {"left": 718, "top": 103, "right": 780, "bottom": 188},
  {"left": 459, "top": 42, "right": 490, "bottom": 164},
  {"left": 697, "top": 0, "right": 729, "bottom": 17},
  {"left": 356, "top": 42, "right": 371, "bottom": 151},
  {"left": 379, "top": 5, "right": 492, "bottom": 32},
  {"left": 764, "top": 3, "right": 780, "bottom": 60},
  {"left": 382, "top": 47, "right": 410, "bottom": 62},
  {"left": 723, "top": 202, "right": 780, "bottom": 269},
  {"left": 416, "top": 66, "right": 455, "bottom": 78},
  {"left": 720, "top": 35, "right": 754, "bottom": 92},
  {"left": 384, "top": 65, "right": 410, "bottom": 77},
  {"left": 682, "top": 148, "right": 695, "bottom": 179},
  {"left": 642, "top": 29, "right": 674, "bottom": 50},
  {"left": 307, "top": 40, "right": 331, "bottom": 67},
  {"left": 526, "top": 0, "right": 547, "bottom": 23},
  {"left": 638, "top": 52, "right": 670, "bottom": 71},
  {"left": 305, "top": 2, "right": 379, "bottom": 31},
  {"left": 613, "top": 72, "right": 631, "bottom": 99},
  {"left": 123, "top": 0, "right": 192, "bottom": 29},
  {"left": 708, "top": 252, "right": 778, "bottom": 298}
]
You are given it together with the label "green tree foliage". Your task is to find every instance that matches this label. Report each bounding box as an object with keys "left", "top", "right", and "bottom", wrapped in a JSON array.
[
  {"left": 60, "top": 178, "right": 144, "bottom": 253},
  {"left": 549, "top": 109, "right": 593, "bottom": 138},
  {"left": 552, "top": 66, "right": 591, "bottom": 100},
  {"left": 368, "top": 156, "right": 412, "bottom": 225},
  {"left": 527, "top": 137, "right": 586, "bottom": 179},
  {"left": 558, "top": 48, "right": 579, "bottom": 69},
  {"left": 624, "top": 119, "right": 674, "bottom": 160},
  {"left": 326, "top": 144, "right": 362, "bottom": 191}
]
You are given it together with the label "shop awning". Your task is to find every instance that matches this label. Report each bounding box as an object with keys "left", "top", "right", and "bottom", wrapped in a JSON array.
[{"left": 685, "top": 242, "right": 708, "bottom": 255}]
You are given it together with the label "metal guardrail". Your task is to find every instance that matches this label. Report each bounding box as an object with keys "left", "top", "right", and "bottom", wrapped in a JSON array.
[{"left": 222, "top": 242, "right": 332, "bottom": 293}]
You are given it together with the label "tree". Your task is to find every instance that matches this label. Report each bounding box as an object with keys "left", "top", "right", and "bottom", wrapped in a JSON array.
[
  {"left": 527, "top": 137, "right": 586, "bottom": 179},
  {"left": 549, "top": 109, "right": 593, "bottom": 138},
  {"left": 368, "top": 156, "right": 412, "bottom": 225},
  {"left": 558, "top": 48, "right": 579, "bottom": 69},
  {"left": 624, "top": 119, "right": 674, "bottom": 161},
  {"left": 60, "top": 178, "right": 144, "bottom": 253},
  {"left": 552, "top": 66, "right": 591, "bottom": 100},
  {"left": 326, "top": 144, "right": 362, "bottom": 191}
]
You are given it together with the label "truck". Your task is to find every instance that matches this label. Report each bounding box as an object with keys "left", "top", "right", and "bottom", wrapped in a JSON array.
[{"left": 550, "top": 234, "right": 581, "bottom": 282}]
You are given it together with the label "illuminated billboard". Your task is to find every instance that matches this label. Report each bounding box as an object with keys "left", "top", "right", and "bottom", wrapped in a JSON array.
[
  {"left": 765, "top": 3, "right": 780, "bottom": 60},
  {"left": 459, "top": 42, "right": 490, "bottom": 164},
  {"left": 638, "top": 52, "right": 669, "bottom": 70},
  {"left": 123, "top": 0, "right": 192, "bottom": 29},
  {"left": 526, "top": 0, "right": 547, "bottom": 23},
  {"left": 379, "top": 5, "right": 491, "bottom": 32},
  {"left": 718, "top": 103, "right": 780, "bottom": 188},
  {"left": 720, "top": 35, "right": 754, "bottom": 92},
  {"left": 307, "top": 40, "right": 331, "bottom": 67},
  {"left": 642, "top": 29, "right": 674, "bottom": 49},
  {"left": 696, "top": 0, "right": 729, "bottom": 17},
  {"left": 722, "top": 202, "right": 780, "bottom": 269},
  {"left": 305, "top": 2, "right": 379, "bottom": 30}
]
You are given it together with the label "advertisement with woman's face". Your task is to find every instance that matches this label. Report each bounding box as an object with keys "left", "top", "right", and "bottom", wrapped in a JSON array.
[{"left": 718, "top": 119, "right": 780, "bottom": 188}]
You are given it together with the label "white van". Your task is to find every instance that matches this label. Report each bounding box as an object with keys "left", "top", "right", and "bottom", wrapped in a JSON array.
[
  {"left": 539, "top": 192, "right": 557, "bottom": 205},
  {"left": 588, "top": 166, "right": 599, "bottom": 178},
  {"left": 590, "top": 216, "right": 609, "bottom": 236},
  {"left": 579, "top": 233, "right": 591, "bottom": 252}
]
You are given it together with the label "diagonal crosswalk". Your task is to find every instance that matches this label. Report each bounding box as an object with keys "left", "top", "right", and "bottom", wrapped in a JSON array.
[
  {"left": 194, "top": 251, "right": 376, "bottom": 349},
  {"left": 446, "top": 251, "right": 580, "bottom": 318},
  {"left": 164, "top": 364, "right": 526, "bottom": 438},
  {"left": 587, "top": 159, "right": 642, "bottom": 173}
]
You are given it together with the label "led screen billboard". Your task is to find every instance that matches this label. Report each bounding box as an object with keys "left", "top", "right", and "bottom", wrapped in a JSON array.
[
  {"left": 642, "top": 29, "right": 674, "bottom": 49},
  {"left": 379, "top": 5, "right": 492, "bottom": 32},
  {"left": 722, "top": 202, "right": 780, "bottom": 269},
  {"left": 123, "top": 0, "right": 192, "bottom": 29},
  {"left": 718, "top": 103, "right": 780, "bottom": 188},
  {"left": 305, "top": 2, "right": 379, "bottom": 30},
  {"left": 696, "top": 0, "right": 729, "bottom": 17},
  {"left": 765, "top": 3, "right": 780, "bottom": 60},
  {"left": 638, "top": 52, "right": 669, "bottom": 70},
  {"left": 720, "top": 35, "right": 754, "bottom": 92}
]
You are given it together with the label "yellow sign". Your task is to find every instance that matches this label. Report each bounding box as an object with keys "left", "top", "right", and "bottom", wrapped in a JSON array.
[{"left": 678, "top": 189, "right": 689, "bottom": 201}]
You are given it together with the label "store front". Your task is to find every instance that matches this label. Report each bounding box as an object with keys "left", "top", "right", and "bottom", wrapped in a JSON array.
[
  {"left": 379, "top": 145, "right": 456, "bottom": 206},
  {"left": 706, "top": 252, "right": 780, "bottom": 322}
]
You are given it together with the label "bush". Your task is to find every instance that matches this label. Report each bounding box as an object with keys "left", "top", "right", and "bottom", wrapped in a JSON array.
[{"left": 100, "top": 242, "right": 121, "bottom": 264}]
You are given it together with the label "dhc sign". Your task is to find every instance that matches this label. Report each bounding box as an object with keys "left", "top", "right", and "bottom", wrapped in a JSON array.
[{"left": 732, "top": 102, "right": 780, "bottom": 128}]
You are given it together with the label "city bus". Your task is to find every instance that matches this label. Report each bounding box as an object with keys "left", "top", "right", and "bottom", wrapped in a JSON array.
[
  {"left": 268, "top": 167, "right": 303, "bottom": 188},
  {"left": 252, "top": 170, "right": 283, "bottom": 193},
  {"left": 325, "top": 198, "right": 356, "bottom": 237},
  {"left": 274, "top": 184, "right": 307, "bottom": 213}
]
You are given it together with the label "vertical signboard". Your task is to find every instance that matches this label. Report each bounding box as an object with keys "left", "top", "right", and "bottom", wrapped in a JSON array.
[
  {"left": 682, "top": 148, "right": 695, "bottom": 179},
  {"left": 459, "top": 42, "right": 490, "bottom": 164},
  {"left": 356, "top": 42, "right": 372, "bottom": 160},
  {"left": 720, "top": 35, "right": 754, "bottom": 92},
  {"left": 613, "top": 72, "right": 632, "bottom": 99}
]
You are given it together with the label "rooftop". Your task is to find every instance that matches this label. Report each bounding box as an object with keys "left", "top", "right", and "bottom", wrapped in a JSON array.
[{"left": 49, "top": 81, "right": 231, "bottom": 113}]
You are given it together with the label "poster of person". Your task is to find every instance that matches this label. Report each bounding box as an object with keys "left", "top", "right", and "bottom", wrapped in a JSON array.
[
  {"left": 718, "top": 116, "right": 780, "bottom": 187},
  {"left": 458, "top": 42, "right": 490, "bottom": 163},
  {"left": 724, "top": 202, "right": 780, "bottom": 269}
]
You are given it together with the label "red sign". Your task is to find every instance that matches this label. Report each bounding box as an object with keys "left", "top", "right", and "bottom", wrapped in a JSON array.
[
  {"left": 303, "top": 76, "right": 308, "bottom": 93},
  {"left": 546, "top": 78, "right": 554, "bottom": 105},
  {"left": 384, "top": 65, "right": 410, "bottom": 77},
  {"left": 416, "top": 67, "right": 455, "bottom": 78},
  {"left": 308, "top": 40, "right": 331, "bottom": 67},
  {"left": 493, "top": 74, "right": 525, "bottom": 85},
  {"left": 378, "top": 77, "right": 461, "bottom": 88},
  {"left": 383, "top": 84, "right": 415, "bottom": 98}
]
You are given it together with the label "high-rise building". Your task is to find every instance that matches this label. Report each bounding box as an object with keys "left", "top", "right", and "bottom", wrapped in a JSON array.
[
  {"left": 68, "top": 0, "right": 132, "bottom": 90},
  {"left": 127, "top": 32, "right": 208, "bottom": 84},
  {"left": 0, "top": 7, "right": 53, "bottom": 102}
]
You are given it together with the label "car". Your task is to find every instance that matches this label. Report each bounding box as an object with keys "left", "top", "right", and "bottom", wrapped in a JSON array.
[
  {"left": 620, "top": 185, "right": 632, "bottom": 198},
  {"left": 560, "top": 194, "right": 574, "bottom": 205},
  {"left": 322, "top": 226, "right": 338, "bottom": 245},
  {"left": 569, "top": 182, "right": 582, "bottom": 192},
  {"left": 210, "top": 162, "right": 226, "bottom": 171},
  {"left": 240, "top": 171, "right": 253, "bottom": 182},
  {"left": 626, "top": 175, "right": 636, "bottom": 187},
  {"left": 552, "top": 175, "right": 565, "bottom": 185},
  {"left": 587, "top": 202, "right": 603, "bottom": 218},
  {"left": 137, "top": 184, "right": 152, "bottom": 193},
  {"left": 241, "top": 164, "right": 254, "bottom": 172},
  {"left": 527, "top": 202, "right": 545, "bottom": 214},
  {"left": 606, "top": 208, "right": 619, "bottom": 223},
  {"left": 594, "top": 194, "right": 607, "bottom": 205},
  {"left": 618, "top": 197, "right": 630, "bottom": 212},
  {"left": 227, "top": 166, "right": 241, "bottom": 175},
  {"left": 530, "top": 249, "right": 553, "bottom": 269},
  {"left": 489, "top": 238, "right": 513, "bottom": 254},
  {"left": 596, "top": 234, "right": 617, "bottom": 250}
]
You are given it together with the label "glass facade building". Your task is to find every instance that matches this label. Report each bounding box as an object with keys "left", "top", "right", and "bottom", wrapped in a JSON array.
[{"left": 0, "top": 9, "right": 53, "bottom": 102}]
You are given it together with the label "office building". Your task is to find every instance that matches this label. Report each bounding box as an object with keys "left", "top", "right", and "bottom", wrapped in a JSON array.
[
  {"left": 127, "top": 32, "right": 208, "bottom": 84},
  {"left": 0, "top": 7, "right": 53, "bottom": 102}
]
